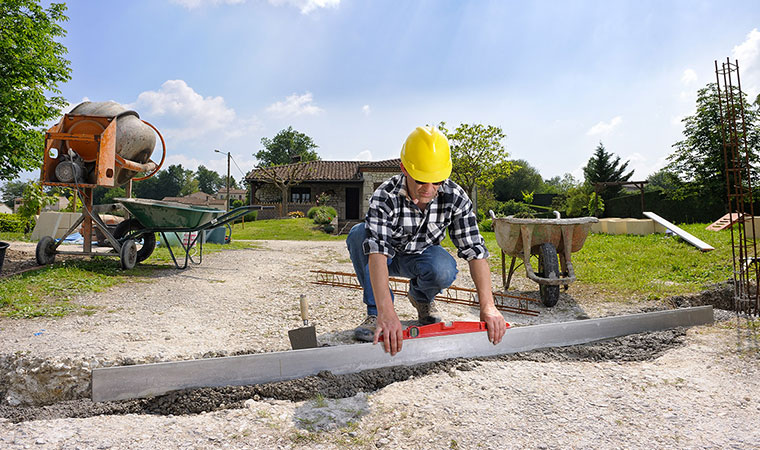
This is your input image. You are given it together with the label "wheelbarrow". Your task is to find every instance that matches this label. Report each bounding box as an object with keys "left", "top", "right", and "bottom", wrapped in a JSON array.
[
  {"left": 108, "top": 198, "right": 271, "bottom": 269},
  {"left": 490, "top": 211, "right": 598, "bottom": 307},
  {"left": 35, "top": 199, "right": 269, "bottom": 270}
]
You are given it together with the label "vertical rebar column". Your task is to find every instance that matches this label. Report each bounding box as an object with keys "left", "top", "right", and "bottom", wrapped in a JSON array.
[{"left": 715, "top": 58, "right": 759, "bottom": 316}]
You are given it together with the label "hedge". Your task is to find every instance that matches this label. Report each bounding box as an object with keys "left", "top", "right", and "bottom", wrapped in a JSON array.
[{"left": 0, "top": 213, "right": 29, "bottom": 233}]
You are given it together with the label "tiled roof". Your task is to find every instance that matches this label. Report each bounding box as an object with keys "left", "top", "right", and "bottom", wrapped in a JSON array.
[
  {"left": 359, "top": 159, "right": 401, "bottom": 170},
  {"left": 246, "top": 159, "right": 399, "bottom": 182}
]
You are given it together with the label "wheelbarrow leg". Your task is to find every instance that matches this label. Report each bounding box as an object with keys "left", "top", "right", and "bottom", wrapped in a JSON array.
[{"left": 502, "top": 251, "right": 517, "bottom": 291}]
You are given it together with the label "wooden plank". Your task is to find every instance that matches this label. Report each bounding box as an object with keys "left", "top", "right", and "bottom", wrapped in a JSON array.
[
  {"left": 705, "top": 213, "right": 743, "bottom": 231},
  {"left": 643, "top": 211, "right": 715, "bottom": 252},
  {"left": 92, "top": 306, "right": 714, "bottom": 402}
]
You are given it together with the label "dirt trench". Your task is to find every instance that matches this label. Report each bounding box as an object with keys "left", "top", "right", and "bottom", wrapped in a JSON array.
[{"left": 0, "top": 328, "right": 686, "bottom": 424}]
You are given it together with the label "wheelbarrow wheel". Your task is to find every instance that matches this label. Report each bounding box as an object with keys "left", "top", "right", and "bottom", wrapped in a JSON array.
[
  {"left": 538, "top": 242, "right": 560, "bottom": 307},
  {"left": 35, "top": 236, "right": 56, "bottom": 265},
  {"left": 113, "top": 218, "right": 156, "bottom": 263},
  {"left": 120, "top": 239, "right": 137, "bottom": 270}
]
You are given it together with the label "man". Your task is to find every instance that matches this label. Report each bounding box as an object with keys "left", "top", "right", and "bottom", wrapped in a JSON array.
[{"left": 346, "top": 125, "right": 507, "bottom": 356}]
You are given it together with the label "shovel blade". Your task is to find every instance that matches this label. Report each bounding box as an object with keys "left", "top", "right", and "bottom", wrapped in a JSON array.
[{"left": 288, "top": 326, "right": 318, "bottom": 350}]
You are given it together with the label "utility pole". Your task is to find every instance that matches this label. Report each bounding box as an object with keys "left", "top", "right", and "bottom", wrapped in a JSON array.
[{"left": 215, "top": 149, "right": 231, "bottom": 211}]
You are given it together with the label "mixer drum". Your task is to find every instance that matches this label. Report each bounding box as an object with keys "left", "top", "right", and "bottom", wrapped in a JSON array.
[{"left": 67, "top": 101, "right": 156, "bottom": 186}]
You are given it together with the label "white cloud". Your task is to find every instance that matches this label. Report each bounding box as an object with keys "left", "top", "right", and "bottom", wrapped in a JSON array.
[
  {"left": 586, "top": 116, "right": 623, "bottom": 136},
  {"left": 681, "top": 69, "right": 697, "bottom": 85},
  {"left": 266, "top": 92, "right": 324, "bottom": 118},
  {"left": 128, "top": 79, "right": 261, "bottom": 141},
  {"left": 362, "top": 104, "right": 371, "bottom": 116},
  {"left": 268, "top": 0, "right": 340, "bottom": 14},
  {"left": 353, "top": 150, "right": 372, "bottom": 161},
  {"left": 731, "top": 28, "right": 760, "bottom": 98},
  {"left": 171, "top": 0, "right": 340, "bottom": 14}
]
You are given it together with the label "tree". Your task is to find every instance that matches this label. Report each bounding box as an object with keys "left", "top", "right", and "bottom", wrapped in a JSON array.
[
  {"left": 256, "top": 126, "right": 320, "bottom": 167},
  {"left": 544, "top": 173, "right": 579, "bottom": 195},
  {"left": 0, "top": 1, "right": 72, "bottom": 180},
  {"left": 196, "top": 165, "right": 224, "bottom": 195},
  {"left": 666, "top": 83, "right": 760, "bottom": 205},
  {"left": 439, "top": 122, "right": 515, "bottom": 210},
  {"left": 583, "top": 142, "right": 633, "bottom": 203},
  {"left": 493, "top": 159, "right": 544, "bottom": 202},
  {"left": 1, "top": 179, "right": 29, "bottom": 208},
  {"left": 646, "top": 169, "right": 681, "bottom": 194},
  {"left": 253, "top": 163, "right": 313, "bottom": 217},
  {"left": 132, "top": 164, "right": 196, "bottom": 199}
]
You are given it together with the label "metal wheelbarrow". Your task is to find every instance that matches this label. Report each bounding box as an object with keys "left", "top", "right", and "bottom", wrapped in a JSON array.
[
  {"left": 490, "top": 211, "right": 598, "bottom": 307},
  {"left": 108, "top": 198, "right": 271, "bottom": 269}
]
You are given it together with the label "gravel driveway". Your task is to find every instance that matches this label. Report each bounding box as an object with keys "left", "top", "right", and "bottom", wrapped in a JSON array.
[{"left": 0, "top": 240, "right": 758, "bottom": 449}]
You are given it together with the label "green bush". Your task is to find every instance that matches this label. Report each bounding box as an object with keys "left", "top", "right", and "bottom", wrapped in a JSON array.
[
  {"left": 323, "top": 224, "right": 335, "bottom": 233},
  {"left": 478, "top": 218, "right": 493, "bottom": 232},
  {"left": 314, "top": 209, "right": 333, "bottom": 225},
  {"left": 490, "top": 200, "right": 536, "bottom": 217},
  {"left": 309, "top": 206, "right": 337, "bottom": 224},
  {"left": 0, "top": 213, "right": 30, "bottom": 233},
  {"left": 236, "top": 210, "right": 257, "bottom": 223}
]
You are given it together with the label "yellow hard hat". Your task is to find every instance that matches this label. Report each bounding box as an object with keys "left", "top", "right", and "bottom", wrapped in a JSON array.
[{"left": 400, "top": 126, "right": 452, "bottom": 183}]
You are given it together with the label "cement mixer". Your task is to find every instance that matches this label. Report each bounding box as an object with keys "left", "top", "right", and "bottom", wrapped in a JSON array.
[
  {"left": 41, "top": 101, "right": 165, "bottom": 187},
  {"left": 36, "top": 101, "right": 166, "bottom": 269}
]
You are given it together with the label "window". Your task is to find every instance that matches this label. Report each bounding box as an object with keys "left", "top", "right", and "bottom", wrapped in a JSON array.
[{"left": 291, "top": 187, "right": 311, "bottom": 203}]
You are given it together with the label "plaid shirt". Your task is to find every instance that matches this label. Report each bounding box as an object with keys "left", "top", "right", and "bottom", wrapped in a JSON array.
[{"left": 362, "top": 174, "right": 488, "bottom": 261}]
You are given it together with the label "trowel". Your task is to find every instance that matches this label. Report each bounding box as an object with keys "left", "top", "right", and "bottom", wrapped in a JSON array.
[{"left": 288, "top": 294, "right": 318, "bottom": 349}]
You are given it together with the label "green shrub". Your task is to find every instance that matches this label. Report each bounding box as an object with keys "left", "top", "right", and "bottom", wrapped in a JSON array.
[
  {"left": 323, "top": 224, "right": 335, "bottom": 233},
  {"left": 478, "top": 218, "right": 493, "bottom": 232},
  {"left": 238, "top": 211, "right": 257, "bottom": 223},
  {"left": 0, "top": 213, "right": 30, "bottom": 233},
  {"left": 314, "top": 209, "right": 333, "bottom": 225},
  {"left": 309, "top": 206, "right": 337, "bottom": 224},
  {"left": 322, "top": 206, "right": 337, "bottom": 217},
  {"left": 491, "top": 200, "right": 536, "bottom": 217}
]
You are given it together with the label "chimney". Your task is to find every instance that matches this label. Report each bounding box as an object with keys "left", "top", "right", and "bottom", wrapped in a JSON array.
[{"left": 291, "top": 154, "right": 302, "bottom": 163}]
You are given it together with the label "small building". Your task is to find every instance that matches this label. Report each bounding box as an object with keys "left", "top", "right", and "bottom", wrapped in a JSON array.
[
  {"left": 162, "top": 191, "right": 227, "bottom": 209},
  {"left": 215, "top": 188, "right": 247, "bottom": 202},
  {"left": 14, "top": 196, "right": 70, "bottom": 214},
  {"left": 245, "top": 159, "right": 400, "bottom": 221},
  {"left": 0, "top": 203, "right": 12, "bottom": 214}
]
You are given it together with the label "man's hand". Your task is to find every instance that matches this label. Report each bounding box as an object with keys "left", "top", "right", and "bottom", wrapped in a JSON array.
[
  {"left": 480, "top": 304, "right": 507, "bottom": 345},
  {"left": 374, "top": 310, "right": 404, "bottom": 355}
]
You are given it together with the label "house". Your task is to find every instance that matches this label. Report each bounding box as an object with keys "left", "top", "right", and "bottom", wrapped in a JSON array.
[
  {"left": 14, "top": 196, "right": 70, "bottom": 214},
  {"left": 245, "top": 159, "right": 401, "bottom": 221},
  {"left": 215, "top": 188, "right": 247, "bottom": 202},
  {"left": 0, "top": 203, "right": 12, "bottom": 214},
  {"left": 162, "top": 191, "right": 227, "bottom": 209}
]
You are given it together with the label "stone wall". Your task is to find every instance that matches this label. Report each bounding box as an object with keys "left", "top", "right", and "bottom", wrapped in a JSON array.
[{"left": 361, "top": 171, "right": 398, "bottom": 217}]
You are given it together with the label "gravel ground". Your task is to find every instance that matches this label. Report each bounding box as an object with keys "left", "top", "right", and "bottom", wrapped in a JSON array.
[{"left": 0, "top": 239, "right": 759, "bottom": 449}]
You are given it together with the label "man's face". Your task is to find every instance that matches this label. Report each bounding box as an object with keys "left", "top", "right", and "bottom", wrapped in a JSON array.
[{"left": 401, "top": 164, "right": 444, "bottom": 204}]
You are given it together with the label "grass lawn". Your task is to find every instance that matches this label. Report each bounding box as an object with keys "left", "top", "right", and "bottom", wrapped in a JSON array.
[
  {"left": 446, "top": 223, "right": 734, "bottom": 301},
  {"left": 0, "top": 240, "right": 251, "bottom": 318},
  {"left": 229, "top": 217, "right": 345, "bottom": 241}
]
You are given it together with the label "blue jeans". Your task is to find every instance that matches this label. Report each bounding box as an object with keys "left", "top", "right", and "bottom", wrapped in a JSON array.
[{"left": 346, "top": 223, "right": 458, "bottom": 316}]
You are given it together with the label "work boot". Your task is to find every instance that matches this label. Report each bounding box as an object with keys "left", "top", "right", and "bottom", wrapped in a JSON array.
[
  {"left": 354, "top": 315, "right": 377, "bottom": 342},
  {"left": 409, "top": 297, "right": 442, "bottom": 325}
]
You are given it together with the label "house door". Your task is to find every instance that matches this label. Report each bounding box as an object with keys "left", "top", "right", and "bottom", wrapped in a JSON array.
[{"left": 345, "top": 188, "right": 360, "bottom": 220}]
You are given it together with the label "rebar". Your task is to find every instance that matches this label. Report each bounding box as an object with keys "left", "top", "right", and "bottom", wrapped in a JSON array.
[
  {"left": 311, "top": 270, "right": 540, "bottom": 316},
  {"left": 715, "top": 58, "right": 759, "bottom": 316}
]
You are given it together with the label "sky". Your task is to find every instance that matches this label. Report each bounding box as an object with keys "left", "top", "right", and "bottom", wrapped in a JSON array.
[{"left": 17, "top": 0, "right": 760, "bottom": 184}]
